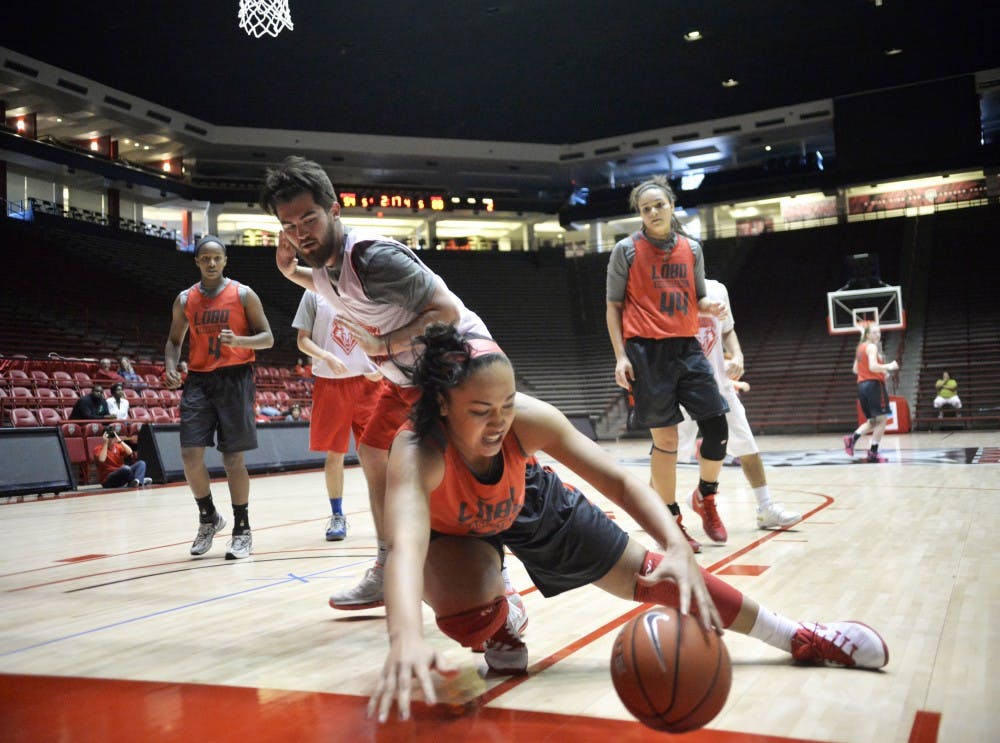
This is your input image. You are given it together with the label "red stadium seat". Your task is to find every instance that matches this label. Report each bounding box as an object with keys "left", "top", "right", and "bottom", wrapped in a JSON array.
[
  {"left": 59, "top": 388, "right": 79, "bottom": 401},
  {"left": 73, "top": 372, "right": 93, "bottom": 387},
  {"left": 159, "top": 389, "right": 179, "bottom": 406},
  {"left": 259, "top": 391, "right": 277, "bottom": 406},
  {"left": 11, "top": 408, "right": 40, "bottom": 427},
  {"left": 150, "top": 407, "right": 172, "bottom": 424},
  {"left": 275, "top": 391, "right": 291, "bottom": 405},
  {"left": 131, "top": 407, "right": 152, "bottom": 423},
  {"left": 30, "top": 370, "right": 52, "bottom": 388},
  {"left": 35, "top": 388, "right": 59, "bottom": 406},
  {"left": 60, "top": 423, "right": 90, "bottom": 484},
  {"left": 124, "top": 388, "right": 141, "bottom": 402},
  {"left": 141, "top": 389, "right": 161, "bottom": 405},
  {"left": 144, "top": 373, "right": 163, "bottom": 389},
  {"left": 51, "top": 371, "right": 76, "bottom": 389},
  {"left": 169, "top": 407, "right": 180, "bottom": 421},
  {"left": 37, "top": 408, "right": 62, "bottom": 426},
  {"left": 7, "top": 370, "right": 30, "bottom": 384},
  {"left": 59, "top": 407, "right": 74, "bottom": 420}
]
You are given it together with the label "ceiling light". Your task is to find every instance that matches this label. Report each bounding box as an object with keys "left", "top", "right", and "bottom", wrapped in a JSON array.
[
  {"left": 683, "top": 30, "right": 702, "bottom": 42},
  {"left": 143, "top": 145, "right": 150, "bottom": 150},
  {"left": 764, "top": 145, "right": 772, "bottom": 152},
  {"left": 884, "top": 48, "right": 903, "bottom": 56},
  {"left": 721, "top": 78, "right": 739, "bottom": 88},
  {"left": 16, "top": 119, "right": 25, "bottom": 131},
  {"left": 55, "top": 117, "right": 62, "bottom": 123}
]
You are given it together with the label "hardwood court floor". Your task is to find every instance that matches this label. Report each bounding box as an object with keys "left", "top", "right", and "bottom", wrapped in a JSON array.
[{"left": 1, "top": 431, "right": 996, "bottom": 742}]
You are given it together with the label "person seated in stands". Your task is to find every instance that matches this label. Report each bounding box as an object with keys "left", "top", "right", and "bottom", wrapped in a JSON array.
[
  {"left": 106, "top": 382, "right": 130, "bottom": 420},
  {"left": 933, "top": 371, "right": 962, "bottom": 417},
  {"left": 285, "top": 403, "right": 304, "bottom": 421},
  {"left": 254, "top": 403, "right": 271, "bottom": 423},
  {"left": 96, "top": 425, "right": 151, "bottom": 489},
  {"left": 94, "top": 357, "right": 121, "bottom": 384},
  {"left": 117, "top": 356, "right": 148, "bottom": 390},
  {"left": 294, "top": 357, "right": 313, "bottom": 379},
  {"left": 70, "top": 383, "right": 112, "bottom": 420}
]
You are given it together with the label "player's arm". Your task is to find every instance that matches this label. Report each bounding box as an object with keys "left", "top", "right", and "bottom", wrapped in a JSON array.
[
  {"left": 370, "top": 430, "right": 454, "bottom": 722},
  {"left": 222, "top": 287, "right": 274, "bottom": 350},
  {"left": 296, "top": 329, "right": 348, "bottom": 376},
  {"left": 164, "top": 295, "right": 190, "bottom": 389},
  {"left": 722, "top": 328, "right": 744, "bottom": 380},
  {"left": 275, "top": 232, "right": 316, "bottom": 291},
  {"left": 340, "top": 284, "right": 462, "bottom": 358},
  {"left": 606, "top": 301, "right": 634, "bottom": 389}
]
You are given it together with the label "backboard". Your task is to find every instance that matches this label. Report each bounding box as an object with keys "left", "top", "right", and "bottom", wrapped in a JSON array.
[{"left": 827, "top": 285, "right": 905, "bottom": 335}]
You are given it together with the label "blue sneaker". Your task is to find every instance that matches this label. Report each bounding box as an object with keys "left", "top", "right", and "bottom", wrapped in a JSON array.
[{"left": 326, "top": 514, "right": 347, "bottom": 541}]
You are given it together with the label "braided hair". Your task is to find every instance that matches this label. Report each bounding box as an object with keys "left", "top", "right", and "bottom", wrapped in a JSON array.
[{"left": 409, "top": 323, "right": 510, "bottom": 438}]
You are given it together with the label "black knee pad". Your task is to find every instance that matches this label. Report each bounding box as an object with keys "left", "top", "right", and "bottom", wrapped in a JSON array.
[{"left": 697, "top": 415, "right": 728, "bottom": 460}]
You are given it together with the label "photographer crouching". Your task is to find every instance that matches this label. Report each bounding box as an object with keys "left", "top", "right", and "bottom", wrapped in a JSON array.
[{"left": 96, "top": 425, "right": 152, "bottom": 489}]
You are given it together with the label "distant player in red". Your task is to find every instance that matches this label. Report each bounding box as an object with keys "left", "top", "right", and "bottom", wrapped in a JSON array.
[
  {"left": 164, "top": 236, "right": 274, "bottom": 559},
  {"left": 293, "top": 289, "right": 384, "bottom": 542},
  {"left": 366, "top": 323, "right": 888, "bottom": 724},
  {"left": 606, "top": 175, "right": 729, "bottom": 552},
  {"left": 844, "top": 323, "right": 898, "bottom": 463}
]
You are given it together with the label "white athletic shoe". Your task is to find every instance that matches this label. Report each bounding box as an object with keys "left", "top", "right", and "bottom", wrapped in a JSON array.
[
  {"left": 484, "top": 595, "right": 529, "bottom": 674},
  {"left": 329, "top": 566, "right": 384, "bottom": 610},
  {"left": 225, "top": 531, "right": 253, "bottom": 560},
  {"left": 791, "top": 621, "right": 889, "bottom": 669},
  {"left": 190, "top": 512, "right": 226, "bottom": 556},
  {"left": 757, "top": 503, "right": 803, "bottom": 529}
]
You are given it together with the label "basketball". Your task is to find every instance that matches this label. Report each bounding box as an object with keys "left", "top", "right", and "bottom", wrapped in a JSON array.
[{"left": 610, "top": 607, "right": 732, "bottom": 733}]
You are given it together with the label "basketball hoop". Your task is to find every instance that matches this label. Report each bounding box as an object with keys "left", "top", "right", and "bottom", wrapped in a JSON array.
[{"left": 238, "top": 0, "right": 294, "bottom": 38}]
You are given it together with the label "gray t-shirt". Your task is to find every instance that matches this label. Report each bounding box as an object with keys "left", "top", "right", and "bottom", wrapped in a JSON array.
[{"left": 327, "top": 234, "right": 437, "bottom": 313}]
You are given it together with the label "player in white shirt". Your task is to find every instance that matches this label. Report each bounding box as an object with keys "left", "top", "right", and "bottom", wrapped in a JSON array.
[{"left": 677, "top": 280, "right": 802, "bottom": 543}]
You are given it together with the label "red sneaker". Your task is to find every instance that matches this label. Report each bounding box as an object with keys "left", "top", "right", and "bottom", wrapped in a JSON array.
[
  {"left": 675, "top": 514, "right": 702, "bottom": 553},
  {"left": 843, "top": 434, "right": 855, "bottom": 457},
  {"left": 690, "top": 488, "right": 728, "bottom": 543},
  {"left": 791, "top": 621, "right": 889, "bottom": 669}
]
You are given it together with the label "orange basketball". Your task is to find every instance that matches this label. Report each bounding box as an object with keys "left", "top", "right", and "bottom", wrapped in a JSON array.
[{"left": 610, "top": 607, "right": 732, "bottom": 733}]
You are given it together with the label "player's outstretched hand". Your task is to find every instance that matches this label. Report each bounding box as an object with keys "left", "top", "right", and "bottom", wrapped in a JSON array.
[
  {"left": 636, "top": 538, "right": 723, "bottom": 635},
  {"left": 163, "top": 370, "right": 183, "bottom": 389},
  {"left": 368, "top": 633, "right": 457, "bottom": 723}
]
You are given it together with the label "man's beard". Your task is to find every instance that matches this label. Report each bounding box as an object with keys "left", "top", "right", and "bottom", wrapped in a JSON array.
[{"left": 298, "top": 223, "right": 338, "bottom": 268}]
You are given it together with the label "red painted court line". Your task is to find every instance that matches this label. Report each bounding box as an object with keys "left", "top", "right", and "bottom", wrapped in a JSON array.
[
  {"left": 0, "top": 672, "right": 815, "bottom": 743},
  {"left": 57, "top": 554, "right": 111, "bottom": 563},
  {"left": 718, "top": 564, "right": 770, "bottom": 576},
  {"left": 907, "top": 710, "right": 941, "bottom": 743}
]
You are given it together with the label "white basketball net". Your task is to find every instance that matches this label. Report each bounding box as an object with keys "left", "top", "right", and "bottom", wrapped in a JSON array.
[{"left": 238, "top": 0, "right": 294, "bottom": 38}]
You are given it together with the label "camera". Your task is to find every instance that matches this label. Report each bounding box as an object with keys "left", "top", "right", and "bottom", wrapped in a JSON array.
[{"left": 104, "top": 425, "right": 117, "bottom": 438}]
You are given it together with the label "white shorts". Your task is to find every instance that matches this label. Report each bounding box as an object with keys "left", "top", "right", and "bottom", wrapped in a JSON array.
[{"left": 678, "top": 391, "right": 758, "bottom": 459}]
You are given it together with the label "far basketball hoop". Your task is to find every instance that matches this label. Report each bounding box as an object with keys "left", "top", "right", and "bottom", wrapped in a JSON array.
[
  {"left": 238, "top": 0, "right": 293, "bottom": 38},
  {"left": 827, "top": 286, "right": 905, "bottom": 335}
]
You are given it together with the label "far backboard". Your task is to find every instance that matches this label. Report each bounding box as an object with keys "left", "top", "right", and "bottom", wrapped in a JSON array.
[{"left": 827, "top": 286, "right": 905, "bottom": 335}]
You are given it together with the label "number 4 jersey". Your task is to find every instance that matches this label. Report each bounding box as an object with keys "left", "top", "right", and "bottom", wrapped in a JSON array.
[
  {"left": 183, "top": 279, "right": 256, "bottom": 372},
  {"left": 606, "top": 230, "right": 707, "bottom": 340}
]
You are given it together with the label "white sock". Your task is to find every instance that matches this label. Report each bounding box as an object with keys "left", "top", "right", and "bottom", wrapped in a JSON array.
[
  {"left": 753, "top": 485, "right": 771, "bottom": 509},
  {"left": 375, "top": 539, "right": 388, "bottom": 570},
  {"left": 747, "top": 606, "right": 798, "bottom": 652}
]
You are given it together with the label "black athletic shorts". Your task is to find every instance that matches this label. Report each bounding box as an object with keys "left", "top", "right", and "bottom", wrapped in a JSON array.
[
  {"left": 857, "top": 379, "right": 891, "bottom": 420},
  {"left": 626, "top": 336, "right": 729, "bottom": 428},
  {"left": 179, "top": 364, "right": 258, "bottom": 453},
  {"left": 431, "top": 460, "right": 630, "bottom": 598}
]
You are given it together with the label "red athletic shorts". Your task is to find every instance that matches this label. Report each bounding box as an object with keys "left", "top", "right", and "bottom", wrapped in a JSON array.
[
  {"left": 310, "top": 376, "right": 384, "bottom": 453},
  {"left": 359, "top": 383, "right": 421, "bottom": 451}
]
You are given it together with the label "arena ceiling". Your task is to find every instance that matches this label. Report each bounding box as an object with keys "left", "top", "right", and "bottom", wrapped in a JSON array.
[{"left": 2, "top": 0, "right": 998, "bottom": 202}]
